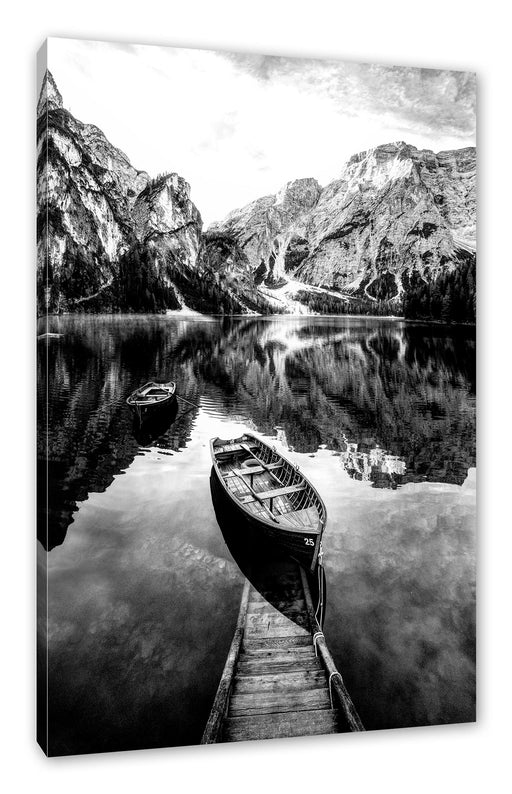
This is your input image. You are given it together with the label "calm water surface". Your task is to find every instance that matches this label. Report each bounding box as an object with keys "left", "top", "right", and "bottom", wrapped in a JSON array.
[{"left": 37, "top": 314, "right": 476, "bottom": 755}]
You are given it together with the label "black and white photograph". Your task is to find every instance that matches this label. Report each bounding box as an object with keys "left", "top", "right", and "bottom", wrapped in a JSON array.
[{"left": 37, "top": 36, "right": 476, "bottom": 757}]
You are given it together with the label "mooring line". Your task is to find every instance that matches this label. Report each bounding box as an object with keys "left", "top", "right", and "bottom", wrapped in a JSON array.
[{"left": 176, "top": 394, "right": 201, "bottom": 410}]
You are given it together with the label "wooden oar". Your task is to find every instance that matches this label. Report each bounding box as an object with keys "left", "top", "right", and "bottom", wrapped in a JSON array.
[
  {"left": 238, "top": 442, "right": 292, "bottom": 519},
  {"left": 240, "top": 443, "right": 283, "bottom": 484},
  {"left": 231, "top": 471, "right": 280, "bottom": 523}
]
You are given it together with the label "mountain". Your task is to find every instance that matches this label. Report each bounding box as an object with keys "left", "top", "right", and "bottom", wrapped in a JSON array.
[
  {"left": 37, "top": 71, "right": 476, "bottom": 320},
  {"left": 297, "top": 143, "right": 475, "bottom": 293},
  {"left": 37, "top": 68, "right": 63, "bottom": 115},
  {"left": 36, "top": 71, "right": 272, "bottom": 315},
  {"left": 206, "top": 142, "right": 476, "bottom": 319},
  {"left": 206, "top": 178, "right": 322, "bottom": 286}
]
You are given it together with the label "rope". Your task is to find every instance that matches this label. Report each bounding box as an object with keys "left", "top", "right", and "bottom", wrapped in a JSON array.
[
  {"left": 315, "top": 543, "right": 325, "bottom": 627},
  {"left": 328, "top": 671, "right": 344, "bottom": 710},
  {"left": 176, "top": 394, "right": 201, "bottom": 410},
  {"left": 315, "top": 564, "right": 324, "bottom": 624},
  {"left": 312, "top": 631, "right": 324, "bottom": 657}
]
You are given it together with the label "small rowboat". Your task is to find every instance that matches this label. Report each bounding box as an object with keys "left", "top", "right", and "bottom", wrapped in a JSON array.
[
  {"left": 210, "top": 433, "right": 326, "bottom": 572},
  {"left": 126, "top": 381, "right": 177, "bottom": 417}
]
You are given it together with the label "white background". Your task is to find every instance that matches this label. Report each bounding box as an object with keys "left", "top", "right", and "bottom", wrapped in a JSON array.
[{"left": 1, "top": 1, "right": 509, "bottom": 792}]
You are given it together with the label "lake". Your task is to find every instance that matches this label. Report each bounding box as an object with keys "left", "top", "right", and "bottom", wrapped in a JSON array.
[{"left": 37, "top": 314, "right": 476, "bottom": 755}]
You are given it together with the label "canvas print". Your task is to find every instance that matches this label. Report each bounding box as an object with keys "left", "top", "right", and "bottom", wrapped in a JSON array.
[{"left": 37, "top": 38, "right": 476, "bottom": 756}]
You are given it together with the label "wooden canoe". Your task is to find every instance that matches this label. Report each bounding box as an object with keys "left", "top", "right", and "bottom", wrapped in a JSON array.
[
  {"left": 126, "top": 381, "right": 176, "bottom": 416},
  {"left": 210, "top": 434, "right": 326, "bottom": 572}
]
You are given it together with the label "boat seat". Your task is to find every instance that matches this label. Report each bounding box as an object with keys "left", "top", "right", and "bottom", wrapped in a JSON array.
[
  {"left": 255, "top": 483, "right": 305, "bottom": 500},
  {"left": 228, "top": 463, "right": 282, "bottom": 478},
  {"left": 215, "top": 442, "right": 258, "bottom": 456}
]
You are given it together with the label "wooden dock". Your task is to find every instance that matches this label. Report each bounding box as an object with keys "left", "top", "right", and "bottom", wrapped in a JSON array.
[{"left": 202, "top": 563, "right": 364, "bottom": 743}]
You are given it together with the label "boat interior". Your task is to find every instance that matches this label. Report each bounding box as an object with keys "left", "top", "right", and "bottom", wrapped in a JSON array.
[
  {"left": 213, "top": 435, "right": 325, "bottom": 532},
  {"left": 132, "top": 382, "right": 174, "bottom": 403}
]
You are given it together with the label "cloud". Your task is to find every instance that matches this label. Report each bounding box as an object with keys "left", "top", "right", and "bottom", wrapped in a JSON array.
[
  {"left": 218, "top": 52, "right": 476, "bottom": 140},
  {"left": 47, "top": 39, "right": 476, "bottom": 226}
]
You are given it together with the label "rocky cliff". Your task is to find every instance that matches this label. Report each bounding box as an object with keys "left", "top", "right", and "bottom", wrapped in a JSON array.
[
  {"left": 37, "top": 71, "right": 272, "bottom": 315},
  {"left": 206, "top": 178, "right": 322, "bottom": 287},
  {"left": 38, "top": 71, "right": 148, "bottom": 312},
  {"left": 206, "top": 141, "right": 476, "bottom": 311},
  {"left": 299, "top": 142, "right": 476, "bottom": 299},
  {"left": 37, "top": 70, "right": 476, "bottom": 318}
]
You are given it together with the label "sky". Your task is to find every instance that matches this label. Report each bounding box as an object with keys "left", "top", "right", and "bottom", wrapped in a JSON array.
[{"left": 46, "top": 38, "right": 476, "bottom": 227}]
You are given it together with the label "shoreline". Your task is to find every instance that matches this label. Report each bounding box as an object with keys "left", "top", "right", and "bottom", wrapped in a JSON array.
[{"left": 37, "top": 310, "right": 476, "bottom": 328}]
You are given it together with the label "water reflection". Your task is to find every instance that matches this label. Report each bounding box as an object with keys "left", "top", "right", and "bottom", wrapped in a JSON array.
[
  {"left": 37, "top": 314, "right": 476, "bottom": 750},
  {"left": 131, "top": 400, "right": 179, "bottom": 447},
  {"left": 339, "top": 440, "right": 406, "bottom": 489},
  {"left": 37, "top": 315, "right": 475, "bottom": 551},
  {"left": 322, "top": 468, "right": 476, "bottom": 730},
  {"left": 210, "top": 470, "right": 322, "bottom": 628},
  {"left": 43, "top": 416, "right": 246, "bottom": 756}
]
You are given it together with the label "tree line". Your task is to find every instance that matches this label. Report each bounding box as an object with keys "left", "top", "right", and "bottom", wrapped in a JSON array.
[
  {"left": 295, "top": 256, "right": 476, "bottom": 324},
  {"left": 402, "top": 256, "right": 476, "bottom": 324},
  {"left": 294, "top": 291, "right": 398, "bottom": 316}
]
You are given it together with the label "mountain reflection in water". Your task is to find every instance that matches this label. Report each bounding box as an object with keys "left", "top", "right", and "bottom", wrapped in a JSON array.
[
  {"left": 37, "top": 314, "right": 475, "bottom": 753},
  {"left": 38, "top": 314, "right": 475, "bottom": 550}
]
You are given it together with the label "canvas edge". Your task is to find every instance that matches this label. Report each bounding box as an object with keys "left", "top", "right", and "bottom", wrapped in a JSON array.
[{"left": 36, "top": 37, "right": 49, "bottom": 758}]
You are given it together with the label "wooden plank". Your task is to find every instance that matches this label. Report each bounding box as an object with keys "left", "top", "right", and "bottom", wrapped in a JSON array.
[
  {"left": 223, "top": 710, "right": 341, "bottom": 741},
  {"left": 230, "top": 463, "right": 283, "bottom": 477},
  {"left": 239, "top": 647, "right": 317, "bottom": 661},
  {"left": 232, "top": 669, "right": 328, "bottom": 695},
  {"left": 245, "top": 612, "right": 309, "bottom": 630},
  {"left": 215, "top": 442, "right": 258, "bottom": 455},
  {"left": 278, "top": 507, "right": 320, "bottom": 529},
  {"left": 229, "top": 472, "right": 281, "bottom": 523},
  {"left": 253, "top": 483, "right": 306, "bottom": 501},
  {"left": 276, "top": 511, "right": 301, "bottom": 528},
  {"left": 245, "top": 626, "right": 310, "bottom": 640},
  {"left": 237, "top": 659, "right": 322, "bottom": 676},
  {"left": 228, "top": 688, "right": 332, "bottom": 717},
  {"left": 243, "top": 634, "right": 313, "bottom": 650}
]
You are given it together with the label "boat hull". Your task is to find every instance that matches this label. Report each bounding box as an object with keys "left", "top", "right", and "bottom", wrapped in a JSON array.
[
  {"left": 212, "top": 467, "right": 320, "bottom": 569},
  {"left": 126, "top": 381, "right": 177, "bottom": 417},
  {"left": 129, "top": 393, "right": 176, "bottom": 417},
  {"left": 131, "top": 399, "right": 179, "bottom": 444},
  {"left": 210, "top": 434, "right": 326, "bottom": 572},
  {"left": 210, "top": 471, "right": 323, "bottom": 618}
]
